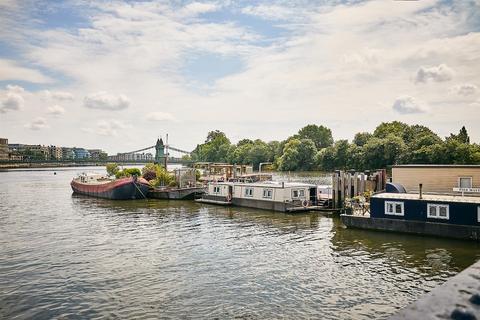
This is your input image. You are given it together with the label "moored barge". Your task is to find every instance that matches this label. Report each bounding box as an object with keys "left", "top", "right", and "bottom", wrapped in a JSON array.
[
  {"left": 196, "top": 181, "right": 321, "bottom": 212},
  {"left": 71, "top": 174, "right": 150, "bottom": 200},
  {"left": 341, "top": 192, "right": 480, "bottom": 241}
]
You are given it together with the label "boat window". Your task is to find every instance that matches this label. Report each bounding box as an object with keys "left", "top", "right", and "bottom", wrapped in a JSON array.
[
  {"left": 299, "top": 189, "right": 305, "bottom": 197},
  {"left": 245, "top": 188, "right": 254, "bottom": 197},
  {"left": 427, "top": 203, "right": 449, "bottom": 220},
  {"left": 385, "top": 201, "right": 404, "bottom": 216},
  {"left": 459, "top": 177, "right": 472, "bottom": 188},
  {"left": 213, "top": 186, "right": 220, "bottom": 194},
  {"left": 263, "top": 189, "right": 273, "bottom": 199},
  {"left": 292, "top": 190, "right": 299, "bottom": 198}
]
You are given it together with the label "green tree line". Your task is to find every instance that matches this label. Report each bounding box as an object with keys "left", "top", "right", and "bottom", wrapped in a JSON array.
[{"left": 189, "top": 122, "right": 480, "bottom": 171}]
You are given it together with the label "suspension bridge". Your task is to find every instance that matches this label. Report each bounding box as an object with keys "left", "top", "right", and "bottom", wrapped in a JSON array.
[{"left": 108, "top": 137, "right": 193, "bottom": 165}]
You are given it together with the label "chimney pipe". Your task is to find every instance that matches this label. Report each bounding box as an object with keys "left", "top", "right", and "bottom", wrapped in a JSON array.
[{"left": 419, "top": 183, "right": 423, "bottom": 199}]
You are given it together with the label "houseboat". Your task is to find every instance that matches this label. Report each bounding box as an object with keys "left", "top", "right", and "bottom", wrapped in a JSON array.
[
  {"left": 341, "top": 165, "right": 480, "bottom": 241},
  {"left": 342, "top": 191, "right": 480, "bottom": 241},
  {"left": 196, "top": 181, "right": 320, "bottom": 212},
  {"left": 71, "top": 173, "right": 150, "bottom": 200}
]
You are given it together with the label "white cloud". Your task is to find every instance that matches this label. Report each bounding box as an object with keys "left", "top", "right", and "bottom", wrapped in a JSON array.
[
  {"left": 392, "top": 96, "right": 426, "bottom": 114},
  {"left": 47, "top": 104, "right": 65, "bottom": 116},
  {"left": 2, "top": 1, "right": 480, "bottom": 150},
  {"left": 84, "top": 92, "right": 130, "bottom": 111},
  {"left": 6, "top": 84, "right": 25, "bottom": 93},
  {"left": 1, "top": 85, "right": 25, "bottom": 113},
  {"left": 180, "top": 2, "right": 218, "bottom": 17},
  {"left": 241, "top": 5, "right": 297, "bottom": 21},
  {"left": 43, "top": 90, "right": 74, "bottom": 101},
  {"left": 0, "top": 59, "right": 52, "bottom": 83},
  {"left": 450, "top": 83, "right": 477, "bottom": 96},
  {"left": 83, "top": 119, "right": 131, "bottom": 136},
  {"left": 25, "top": 117, "right": 48, "bottom": 130},
  {"left": 146, "top": 111, "right": 175, "bottom": 122},
  {"left": 415, "top": 64, "right": 454, "bottom": 83}
]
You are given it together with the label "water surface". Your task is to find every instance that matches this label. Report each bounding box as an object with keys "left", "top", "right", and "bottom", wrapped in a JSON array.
[{"left": 0, "top": 167, "right": 479, "bottom": 319}]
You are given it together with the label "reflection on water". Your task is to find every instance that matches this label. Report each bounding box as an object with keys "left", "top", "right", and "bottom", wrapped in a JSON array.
[{"left": 0, "top": 167, "right": 479, "bottom": 319}]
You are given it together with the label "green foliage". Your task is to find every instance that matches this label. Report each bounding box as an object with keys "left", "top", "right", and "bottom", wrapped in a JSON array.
[
  {"left": 150, "top": 165, "right": 176, "bottom": 187},
  {"left": 447, "top": 126, "right": 470, "bottom": 144},
  {"left": 141, "top": 163, "right": 159, "bottom": 181},
  {"left": 278, "top": 138, "right": 317, "bottom": 171},
  {"left": 315, "top": 123, "right": 479, "bottom": 170},
  {"left": 115, "top": 167, "right": 142, "bottom": 179},
  {"left": 353, "top": 132, "right": 373, "bottom": 147},
  {"left": 189, "top": 123, "right": 478, "bottom": 172},
  {"left": 191, "top": 130, "right": 232, "bottom": 163},
  {"left": 106, "top": 163, "right": 119, "bottom": 176},
  {"left": 297, "top": 124, "right": 334, "bottom": 149}
]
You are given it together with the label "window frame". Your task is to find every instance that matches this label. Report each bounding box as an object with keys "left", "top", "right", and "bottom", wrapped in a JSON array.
[
  {"left": 384, "top": 201, "right": 404, "bottom": 216},
  {"left": 213, "top": 186, "right": 221, "bottom": 194},
  {"left": 262, "top": 188, "right": 273, "bottom": 199},
  {"left": 427, "top": 203, "right": 449, "bottom": 220},
  {"left": 292, "top": 189, "right": 305, "bottom": 199},
  {"left": 244, "top": 187, "right": 254, "bottom": 198},
  {"left": 292, "top": 189, "right": 299, "bottom": 199},
  {"left": 458, "top": 177, "right": 473, "bottom": 189}
]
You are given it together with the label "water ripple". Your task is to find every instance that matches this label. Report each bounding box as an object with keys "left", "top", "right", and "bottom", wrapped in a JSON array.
[{"left": 0, "top": 168, "right": 479, "bottom": 319}]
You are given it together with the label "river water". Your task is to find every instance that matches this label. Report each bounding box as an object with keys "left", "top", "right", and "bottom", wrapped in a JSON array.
[{"left": 1, "top": 167, "right": 479, "bottom": 319}]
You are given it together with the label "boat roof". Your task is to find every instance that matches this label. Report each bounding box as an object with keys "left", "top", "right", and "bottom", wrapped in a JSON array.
[
  {"left": 372, "top": 192, "right": 480, "bottom": 204},
  {"left": 393, "top": 164, "right": 480, "bottom": 168},
  {"left": 210, "top": 181, "right": 316, "bottom": 188}
]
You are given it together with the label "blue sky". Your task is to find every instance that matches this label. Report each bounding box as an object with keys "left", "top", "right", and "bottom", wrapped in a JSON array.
[{"left": 0, "top": 0, "right": 479, "bottom": 153}]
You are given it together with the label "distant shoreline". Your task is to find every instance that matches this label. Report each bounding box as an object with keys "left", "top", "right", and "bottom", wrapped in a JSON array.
[{"left": 0, "top": 162, "right": 108, "bottom": 169}]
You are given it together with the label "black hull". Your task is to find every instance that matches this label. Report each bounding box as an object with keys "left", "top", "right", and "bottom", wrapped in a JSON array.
[{"left": 71, "top": 182, "right": 149, "bottom": 200}]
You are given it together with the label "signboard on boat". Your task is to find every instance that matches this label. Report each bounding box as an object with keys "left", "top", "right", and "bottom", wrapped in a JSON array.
[{"left": 452, "top": 187, "right": 480, "bottom": 193}]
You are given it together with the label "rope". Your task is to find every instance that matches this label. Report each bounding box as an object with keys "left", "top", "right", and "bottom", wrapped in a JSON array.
[{"left": 133, "top": 177, "right": 148, "bottom": 199}]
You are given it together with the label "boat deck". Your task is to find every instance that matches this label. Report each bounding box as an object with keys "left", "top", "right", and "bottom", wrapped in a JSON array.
[{"left": 195, "top": 198, "right": 232, "bottom": 205}]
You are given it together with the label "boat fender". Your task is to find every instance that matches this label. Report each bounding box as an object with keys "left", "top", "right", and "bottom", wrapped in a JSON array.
[{"left": 302, "top": 200, "right": 309, "bottom": 207}]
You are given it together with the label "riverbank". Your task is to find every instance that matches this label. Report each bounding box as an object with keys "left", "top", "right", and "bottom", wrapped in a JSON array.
[{"left": 0, "top": 162, "right": 107, "bottom": 169}]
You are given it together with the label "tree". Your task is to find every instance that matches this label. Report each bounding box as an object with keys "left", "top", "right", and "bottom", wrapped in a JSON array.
[
  {"left": 353, "top": 132, "right": 372, "bottom": 147},
  {"left": 278, "top": 139, "right": 301, "bottom": 171},
  {"left": 297, "top": 124, "right": 334, "bottom": 149},
  {"left": 191, "top": 130, "right": 232, "bottom": 162},
  {"left": 373, "top": 121, "right": 410, "bottom": 140},
  {"left": 106, "top": 163, "right": 119, "bottom": 176},
  {"left": 247, "top": 140, "right": 272, "bottom": 170},
  {"left": 362, "top": 135, "right": 406, "bottom": 169},
  {"left": 278, "top": 138, "right": 317, "bottom": 171},
  {"left": 447, "top": 126, "right": 470, "bottom": 144}
]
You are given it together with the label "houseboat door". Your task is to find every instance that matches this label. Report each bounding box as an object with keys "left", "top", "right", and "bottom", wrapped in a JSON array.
[
  {"left": 228, "top": 185, "right": 233, "bottom": 200},
  {"left": 309, "top": 187, "right": 317, "bottom": 205}
]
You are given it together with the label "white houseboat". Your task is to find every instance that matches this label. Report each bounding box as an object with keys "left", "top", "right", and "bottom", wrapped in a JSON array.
[{"left": 196, "top": 181, "right": 320, "bottom": 212}]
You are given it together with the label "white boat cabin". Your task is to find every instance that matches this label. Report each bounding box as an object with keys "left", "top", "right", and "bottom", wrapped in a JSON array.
[{"left": 207, "top": 181, "right": 316, "bottom": 203}]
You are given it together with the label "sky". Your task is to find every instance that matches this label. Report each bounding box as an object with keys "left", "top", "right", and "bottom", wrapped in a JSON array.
[{"left": 0, "top": 0, "right": 479, "bottom": 155}]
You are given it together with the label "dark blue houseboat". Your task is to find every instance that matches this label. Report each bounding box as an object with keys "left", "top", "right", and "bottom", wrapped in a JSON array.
[{"left": 341, "top": 192, "right": 480, "bottom": 241}]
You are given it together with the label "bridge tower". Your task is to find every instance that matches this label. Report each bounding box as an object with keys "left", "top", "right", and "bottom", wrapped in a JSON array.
[{"left": 155, "top": 138, "right": 165, "bottom": 163}]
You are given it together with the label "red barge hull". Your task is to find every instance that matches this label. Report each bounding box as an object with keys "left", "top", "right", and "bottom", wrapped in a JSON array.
[{"left": 71, "top": 177, "right": 150, "bottom": 200}]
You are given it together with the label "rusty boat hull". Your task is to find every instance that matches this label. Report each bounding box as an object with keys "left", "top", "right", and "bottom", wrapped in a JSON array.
[{"left": 71, "top": 176, "right": 150, "bottom": 200}]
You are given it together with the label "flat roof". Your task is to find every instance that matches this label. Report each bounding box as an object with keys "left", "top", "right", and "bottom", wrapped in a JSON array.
[
  {"left": 393, "top": 164, "right": 480, "bottom": 168},
  {"left": 372, "top": 192, "right": 480, "bottom": 204},
  {"left": 210, "top": 181, "right": 316, "bottom": 188}
]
